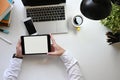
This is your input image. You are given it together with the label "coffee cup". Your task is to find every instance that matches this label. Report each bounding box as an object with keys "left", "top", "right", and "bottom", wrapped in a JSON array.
[{"left": 72, "top": 15, "right": 83, "bottom": 31}]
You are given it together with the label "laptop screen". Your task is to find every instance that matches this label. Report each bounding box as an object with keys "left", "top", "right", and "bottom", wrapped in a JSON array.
[{"left": 22, "top": 0, "right": 66, "bottom": 6}]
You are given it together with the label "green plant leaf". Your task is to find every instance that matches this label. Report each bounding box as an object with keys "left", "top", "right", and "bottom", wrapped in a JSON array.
[{"left": 101, "top": 4, "right": 120, "bottom": 34}]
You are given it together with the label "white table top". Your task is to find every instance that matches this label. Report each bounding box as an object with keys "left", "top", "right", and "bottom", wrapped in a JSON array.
[{"left": 0, "top": 0, "right": 120, "bottom": 80}]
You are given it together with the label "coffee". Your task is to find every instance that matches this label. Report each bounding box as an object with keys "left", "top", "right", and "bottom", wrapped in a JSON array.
[{"left": 73, "top": 15, "right": 83, "bottom": 25}]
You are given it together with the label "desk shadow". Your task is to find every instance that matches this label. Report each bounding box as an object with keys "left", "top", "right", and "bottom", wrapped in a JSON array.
[{"left": 111, "top": 42, "right": 120, "bottom": 52}]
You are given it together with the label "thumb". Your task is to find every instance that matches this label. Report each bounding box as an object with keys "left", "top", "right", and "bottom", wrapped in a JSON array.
[{"left": 47, "top": 52, "right": 56, "bottom": 56}]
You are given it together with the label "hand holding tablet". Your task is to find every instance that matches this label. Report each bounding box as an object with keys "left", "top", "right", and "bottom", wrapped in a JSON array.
[{"left": 21, "top": 34, "right": 51, "bottom": 55}]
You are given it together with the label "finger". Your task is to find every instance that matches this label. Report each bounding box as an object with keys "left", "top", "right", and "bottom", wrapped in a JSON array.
[
  {"left": 50, "top": 44, "right": 55, "bottom": 51},
  {"left": 18, "top": 40, "right": 21, "bottom": 46},
  {"left": 17, "top": 39, "right": 21, "bottom": 48},
  {"left": 18, "top": 39, "right": 21, "bottom": 44},
  {"left": 50, "top": 34, "right": 56, "bottom": 44},
  {"left": 48, "top": 52, "right": 57, "bottom": 56}
]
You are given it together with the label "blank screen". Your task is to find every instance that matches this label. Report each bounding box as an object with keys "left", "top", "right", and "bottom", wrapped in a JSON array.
[{"left": 24, "top": 36, "right": 48, "bottom": 54}]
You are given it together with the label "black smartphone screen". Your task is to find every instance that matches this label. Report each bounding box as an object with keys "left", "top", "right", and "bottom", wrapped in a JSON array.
[{"left": 24, "top": 18, "right": 37, "bottom": 35}]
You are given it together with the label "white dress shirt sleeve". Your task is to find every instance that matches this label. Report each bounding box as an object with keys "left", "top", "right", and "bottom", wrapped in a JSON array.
[
  {"left": 60, "top": 51, "right": 83, "bottom": 80},
  {"left": 3, "top": 51, "right": 83, "bottom": 80},
  {"left": 3, "top": 58, "right": 23, "bottom": 80}
]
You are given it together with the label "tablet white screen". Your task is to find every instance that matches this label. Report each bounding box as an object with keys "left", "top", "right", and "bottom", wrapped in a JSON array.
[{"left": 24, "top": 36, "right": 48, "bottom": 54}]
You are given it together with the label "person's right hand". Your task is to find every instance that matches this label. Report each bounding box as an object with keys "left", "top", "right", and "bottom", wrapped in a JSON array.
[{"left": 48, "top": 34, "right": 65, "bottom": 56}]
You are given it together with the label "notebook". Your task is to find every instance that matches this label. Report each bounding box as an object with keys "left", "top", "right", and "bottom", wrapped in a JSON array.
[
  {"left": 0, "top": 0, "right": 14, "bottom": 27},
  {"left": 0, "top": 0, "right": 13, "bottom": 21},
  {"left": 0, "top": 11, "right": 11, "bottom": 26},
  {"left": 21, "top": 0, "right": 68, "bottom": 34}
]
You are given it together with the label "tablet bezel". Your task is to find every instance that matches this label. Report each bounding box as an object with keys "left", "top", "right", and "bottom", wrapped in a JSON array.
[{"left": 21, "top": 34, "right": 51, "bottom": 55}]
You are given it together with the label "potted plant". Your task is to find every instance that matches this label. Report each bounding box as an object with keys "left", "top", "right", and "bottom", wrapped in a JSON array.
[{"left": 101, "top": 3, "right": 120, "bottom": 45}]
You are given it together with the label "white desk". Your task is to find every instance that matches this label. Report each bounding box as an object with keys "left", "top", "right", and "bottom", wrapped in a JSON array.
[{"left": 0, "top": 0, "right": 120, "bottom": 80}]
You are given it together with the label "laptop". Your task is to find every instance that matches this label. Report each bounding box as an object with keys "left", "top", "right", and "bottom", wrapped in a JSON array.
[{"left": 21, "top": 0, "right": 68, "bottom": 34}]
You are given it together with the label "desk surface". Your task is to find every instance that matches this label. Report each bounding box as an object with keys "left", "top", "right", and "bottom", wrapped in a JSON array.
[{"left": 0, "top": 0, "right": 120, "bottom": 80}]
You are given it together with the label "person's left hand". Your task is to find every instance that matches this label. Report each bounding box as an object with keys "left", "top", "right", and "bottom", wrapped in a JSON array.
[{"left": 15, "top": 40, "right": 24, "bottom": 58}]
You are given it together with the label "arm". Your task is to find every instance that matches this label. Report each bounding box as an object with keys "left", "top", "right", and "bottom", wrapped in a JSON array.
[
  {"left": 3, "top": 40, "right": 24, "bottom": 80},
  {"left": 48, "top": 34, "right": 82, "bottom": 80},
  {"left": 60, "top": 51, "right": 82, "bottom": 80},
  {"left": 3, "top": 58, "right": 23, "bottom": 80}
]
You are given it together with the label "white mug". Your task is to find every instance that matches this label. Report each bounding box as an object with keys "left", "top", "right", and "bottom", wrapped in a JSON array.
[{"left": 72, "top": 15, "right": 83, "bottom": 31}]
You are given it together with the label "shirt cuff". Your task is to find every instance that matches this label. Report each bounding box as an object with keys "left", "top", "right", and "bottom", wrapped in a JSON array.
[
  {"left": 11, "top": 58, "right": 23, "bottom": 65},
  {"left": 12, "top": 54, "right": 23, "bottom": 59}
]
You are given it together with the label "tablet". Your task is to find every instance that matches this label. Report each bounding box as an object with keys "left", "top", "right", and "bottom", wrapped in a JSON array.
[{"left": 21, "top": 35, "right": 51, "bottom": 55}]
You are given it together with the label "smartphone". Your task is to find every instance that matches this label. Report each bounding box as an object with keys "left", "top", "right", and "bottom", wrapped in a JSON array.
[
  {"left": 21, "top": 34, "right": 51, "bottom": 55},
  {"left": 23, "top": 17, "right": 37, "bottom": 35}
]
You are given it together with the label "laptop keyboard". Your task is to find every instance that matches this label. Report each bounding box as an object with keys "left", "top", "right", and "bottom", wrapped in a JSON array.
[{"left": 26, "top": 6, "right": 65, "bottom": 22}]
